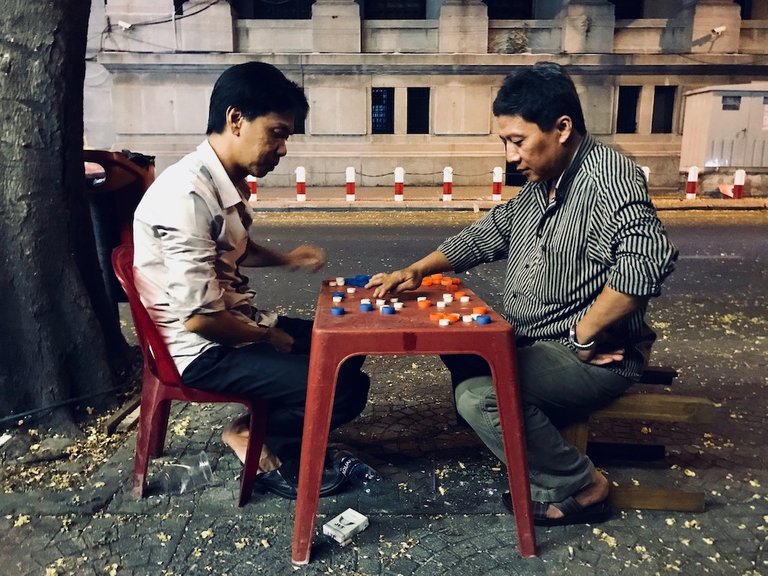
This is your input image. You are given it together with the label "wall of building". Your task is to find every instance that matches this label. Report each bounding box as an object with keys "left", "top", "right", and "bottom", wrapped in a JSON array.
[{"left": 86, "top": 0, "right": 768, "bottom": 193}]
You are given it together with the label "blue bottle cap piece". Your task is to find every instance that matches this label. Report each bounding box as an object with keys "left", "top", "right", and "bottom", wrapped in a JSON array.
[
  {"left": 331, "top": 306, "right": 345, "bottom": 316},
  {"left": 476, "top": 314, "right": 491, "bottom": 324},
  {"left": 346, "top": 274, "right": 371, "bottom": 287},
  {"left": 381, "top": 305, "right": 395, "bottom": 315},
  {"left": 359, "top": 303, "right": 374, "bottom": 312},
  {"left": 332, "top": 291, "right": 345, "bottom": 299}
]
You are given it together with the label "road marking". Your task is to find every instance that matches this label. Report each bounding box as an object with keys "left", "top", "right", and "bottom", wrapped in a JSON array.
[{"left": 679, "top": 254, "right": 743, "bottom": 260}]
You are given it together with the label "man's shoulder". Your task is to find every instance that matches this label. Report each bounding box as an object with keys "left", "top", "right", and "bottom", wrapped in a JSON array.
[{"left": 138, "top": 148, "right": 216, "bottom": 211}]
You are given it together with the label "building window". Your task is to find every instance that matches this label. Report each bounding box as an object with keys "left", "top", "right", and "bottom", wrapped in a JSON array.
[
  {"left": 722, "top": 95, "right": 742, "bottom": 111},
  {"left": 372, "top": 88, "right": 395, "bottom": 134},
  {"left": 616, "top": 86, "right": 641, "bottom": 134},
  {"left": 362, "top": 0, "right": 426, "bottom": 19},
  {"left": 609, "top": 0, "right": 644, "bottom": 19},
  {"left": 407, "top": 88, "right": 430, "bottom": 134},
  {"left": 230, "top": 0, "right": 314, "bottom": 19},
  {"left": 651, "top": 86, "right": 677, "bottom": 133},
  {"left": 483, "top": 0, "right": 532, "bottom": 19}
]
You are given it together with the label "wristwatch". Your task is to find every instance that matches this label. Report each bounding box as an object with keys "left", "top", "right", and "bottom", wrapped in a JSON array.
[{"left": 568, "top": 325, "right": 596, "bottom": 351}]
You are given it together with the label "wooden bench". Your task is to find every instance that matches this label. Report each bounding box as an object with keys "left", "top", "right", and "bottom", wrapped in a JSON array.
[{"left": 561, "top": 366, "right": 717, "bottom": 512}]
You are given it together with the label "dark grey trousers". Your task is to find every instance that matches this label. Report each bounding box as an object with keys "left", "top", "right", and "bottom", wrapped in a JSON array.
[{"left": 183, "top": 316, "right": 370, "bottom": 460}]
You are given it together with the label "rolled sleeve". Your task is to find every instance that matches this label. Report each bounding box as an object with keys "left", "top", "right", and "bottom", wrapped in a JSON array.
[
  {"left": 437, "top": 203, "right": 513, "bottom": 272},
  {"left": 608, "top": 203, "right": 678, "bottom": 297}
]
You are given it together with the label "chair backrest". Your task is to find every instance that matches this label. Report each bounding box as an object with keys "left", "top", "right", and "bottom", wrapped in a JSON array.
[
  {"left": 84, "top": 150, "right": 155, "bottom": 245},
  {"left": 111, "top": 244, "right": 183, "bottom": 387}
]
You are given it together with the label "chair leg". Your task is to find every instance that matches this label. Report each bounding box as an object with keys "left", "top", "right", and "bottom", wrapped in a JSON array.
[
  {"left": 148, "top": 399, "right": 172, "bottom": 458},
  {"left": 238, "top": 402, "right": 268, "bottom": 507},
  {"left": 132, "top": 393, "right": 158, "bottom": 499}
]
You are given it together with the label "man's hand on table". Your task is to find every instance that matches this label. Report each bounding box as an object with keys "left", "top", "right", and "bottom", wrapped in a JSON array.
[{"left": 366, "top": 268, "right": 424, "bottom": 298}]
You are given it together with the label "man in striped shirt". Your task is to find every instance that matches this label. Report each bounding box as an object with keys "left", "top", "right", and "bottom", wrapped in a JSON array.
[{"left": 368, "top": 62, "right": 677, "bottom": 526}]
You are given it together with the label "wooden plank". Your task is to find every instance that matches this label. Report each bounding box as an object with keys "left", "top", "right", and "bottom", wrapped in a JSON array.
[
  {"left": 609, "top": 486, "right": 705, "bottom": 512},
  {"left": 104, "top": 393, "right": 142, "bottom": 435},
  {"left": 561, "top": 421, "right": 589, "bottom": 453},
  {"left": 593, "top": 393, "right": 716, "bottom": 424}
]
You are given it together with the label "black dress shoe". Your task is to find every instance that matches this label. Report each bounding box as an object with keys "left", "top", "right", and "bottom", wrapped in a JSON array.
[{"left": 254, "top": 458, "right": 347, "bottom": 500}]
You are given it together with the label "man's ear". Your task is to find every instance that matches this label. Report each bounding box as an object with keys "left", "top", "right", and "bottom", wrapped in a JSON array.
[
  {"left": 226, "top": 106, "right": 243, "bottom": 135},
  {"left": 556, "top": 115, "right": 573, "bottom": 144}
]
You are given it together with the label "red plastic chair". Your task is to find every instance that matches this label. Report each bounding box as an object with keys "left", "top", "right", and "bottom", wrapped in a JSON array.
[{"left": 111, "top": 244, "right": 267, "bottom": 506}]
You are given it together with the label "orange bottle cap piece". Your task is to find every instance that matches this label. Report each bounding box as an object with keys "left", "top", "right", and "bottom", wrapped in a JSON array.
[
  {"left": 448, "top": 313, "right": 461, "bottom": 324},
  {"left": 440, "top": 278, "right": 453, "bottom": 286},
  {"left": 421, "top": 277, "right": 434, "bottom": 287},
  {"left": 429, "top": 312, "right": 447, "bottom": 322},
  {"left": 472, "top": 306, "right": 488, "bottom": 315},
  {"left": 447, "top": 284, "right": 459, "bottom": 292},
  {"left": 451, "top": 278, "right": 461, "bottom": 285},
  {"left": 430, "top": 273, "right": 443, "bottom": 281},
  {"left": 417, "top": 299, "right": 433, "bottom": 309},
  {"left": 454, "top": 291, "right": 467, "bottom": 299}
]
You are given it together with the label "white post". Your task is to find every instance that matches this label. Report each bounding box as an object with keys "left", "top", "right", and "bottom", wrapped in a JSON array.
[
  {"left": 345, "top": 167, "right": 356, "bottom": 202},
  {"left": 295, "top": 166, "right": 306, "bottom": 202},
  {"left": 394, "top": 167, "right": 404, "bottom": 202},
  {"left": 492, "top": 166, "right": 503, "bottom": 202},
  {"left": 733, "top": 169, "right": 746, "bottom": 199},
  {"left": 442, "top": 166, "right": 453, "bottom": 202},
  {"left": 685, "top": 166, "right": 699, "bottom": 200}
]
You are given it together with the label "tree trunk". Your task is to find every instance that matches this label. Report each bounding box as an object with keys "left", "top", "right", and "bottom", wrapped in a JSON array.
[{"left": 0, "top": 0, "right": 131, "bottom": 427}]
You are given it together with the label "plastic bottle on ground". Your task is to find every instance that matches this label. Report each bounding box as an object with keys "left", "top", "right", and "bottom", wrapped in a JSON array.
[{"left": 332, "top": 450, "right": 383, "bottom": 495}]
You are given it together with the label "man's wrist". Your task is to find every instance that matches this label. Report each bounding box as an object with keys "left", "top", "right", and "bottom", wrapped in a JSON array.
[{"left": 568, "top": 325, "right": 596, "bottom": 351}]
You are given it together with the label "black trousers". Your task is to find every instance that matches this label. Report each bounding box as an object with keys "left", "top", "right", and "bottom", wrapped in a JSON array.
[{"left": 182, "top": 317, "right": 370, "bottom": 460}]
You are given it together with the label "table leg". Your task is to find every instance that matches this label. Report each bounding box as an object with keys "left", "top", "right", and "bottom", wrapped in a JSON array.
[
  {"left": 485, "top": 347, "right": 537, "bottom": 557},
  {"left": 291, "top": 343, "right": 340, "bottom": 565}
]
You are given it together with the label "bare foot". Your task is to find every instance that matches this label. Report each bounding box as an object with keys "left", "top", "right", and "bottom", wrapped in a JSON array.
[
  {"left": 221, "top": 414, "right": 281, "bottom": 473},
  {"left": 546, "top": 469, "right": 609, "bottom": 519}
]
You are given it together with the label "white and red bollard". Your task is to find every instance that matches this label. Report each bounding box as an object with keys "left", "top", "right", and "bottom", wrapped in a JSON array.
[
  {"left": 685, "top": 166, "right": 699, "bottom": 200},
  {"left": 345, "top": 167, "right": 356, "bottom": 202},
  {"left": 246, "top": 175, "right": 258, "bottom": 205},
  {"left": 394, "top": 167, "right": 405, "bottom": 202},
  {"left": 295, "top": 166, "right": 306, "bottom": 202},
  {"left": 492, "top": 166, "right": 503, "bottom": 202},
  {"left": 733, "top": 169, "right": 746, "bottom": 199},
  {"left": 442, "top": 166, "right": 453, "bottom": 202}
]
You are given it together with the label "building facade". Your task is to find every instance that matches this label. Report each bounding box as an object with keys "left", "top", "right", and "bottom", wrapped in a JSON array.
[{"left": 85, "top": 0, "right": 768, "bottom": 192}]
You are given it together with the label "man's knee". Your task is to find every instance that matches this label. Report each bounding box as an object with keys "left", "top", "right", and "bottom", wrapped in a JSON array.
[{"left": 455, "top": 376, "right": 495, "bottom": 421}]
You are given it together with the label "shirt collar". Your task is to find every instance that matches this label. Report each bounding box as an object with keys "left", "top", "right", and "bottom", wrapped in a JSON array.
[
  {"left": 197, "top": 139, "right": 244, "bottom": 209},
  {"left": 553, "top": 133, "right": 596, "bottom": 197}
]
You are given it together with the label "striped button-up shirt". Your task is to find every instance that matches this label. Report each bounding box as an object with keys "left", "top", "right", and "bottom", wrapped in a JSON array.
[{"left": 438, "top": 134, "right": 678, "bottom": 379}]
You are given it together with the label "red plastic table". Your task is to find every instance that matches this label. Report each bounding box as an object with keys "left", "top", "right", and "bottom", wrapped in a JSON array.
[{"left": 291, "top": 279, "right": 537, "bottom": 564}]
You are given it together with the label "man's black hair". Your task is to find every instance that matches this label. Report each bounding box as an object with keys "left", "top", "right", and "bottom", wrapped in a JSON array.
[
  {"left": 206, "top": 61, "right": 309, "bottom": 135},
  {"left": 492, "top": 62, "right": 586, "bottom": 135}
]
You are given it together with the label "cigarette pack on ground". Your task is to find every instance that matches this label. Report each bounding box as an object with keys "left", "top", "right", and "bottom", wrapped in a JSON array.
[{"left": 322, "top": 508, "right": 369, "bottom": 546}]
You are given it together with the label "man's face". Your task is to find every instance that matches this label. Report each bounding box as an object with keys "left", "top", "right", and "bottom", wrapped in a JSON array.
[
  {"left": 496, "top": 114, "right": 571, "bottom": 183},
  {"left": 234, "top": 111, "right": 295, "bottom": 178}
]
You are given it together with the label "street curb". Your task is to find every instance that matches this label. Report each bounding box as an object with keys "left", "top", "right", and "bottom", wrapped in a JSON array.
[{"left": 245, "top": 198, "right": 768, "bottom": 212}]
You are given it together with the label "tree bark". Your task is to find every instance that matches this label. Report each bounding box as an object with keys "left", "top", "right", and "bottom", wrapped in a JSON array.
[{"left": 0, "top": 0, "right": 131, "bottom": 427}]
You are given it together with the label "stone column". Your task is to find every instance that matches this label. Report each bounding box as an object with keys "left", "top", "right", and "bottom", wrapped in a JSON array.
[
  {"left": 312, "top": 0, "right": 361, "bottom": 53},
  {"left": 691, "top": 0, "right": 741, "bottom": 54},
  {"left": 561, "top": 0, "right": 615, "bottom": 54},
  {"left": 438, "top": 0, "right": 488, "bottom": 54}
]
